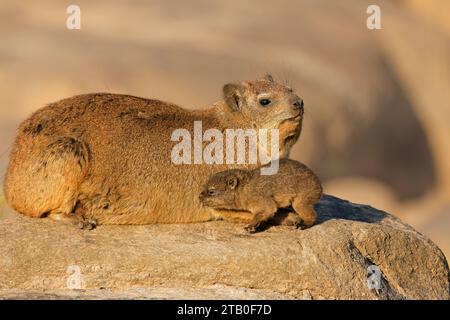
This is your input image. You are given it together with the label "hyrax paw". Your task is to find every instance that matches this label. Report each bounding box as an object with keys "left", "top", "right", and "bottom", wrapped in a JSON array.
[
  {"left": 283, "top": 215, "right": 303, "bottom": 229},
  {"left": 244, "top": 224, "right": 259, "bottom": 234},
  {"left": 292, "top": 220, "right": 303, "bottom": 229},
  {"left": 77, "top": 219, "right": 97, "bottom": 230}
]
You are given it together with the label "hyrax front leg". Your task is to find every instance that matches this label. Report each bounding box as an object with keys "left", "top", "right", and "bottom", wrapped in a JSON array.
[
  {"left": 245, "top": 200, "right": 278, "bottom": 233},
  {"left": 292, "top": 196, "right": 317, "bottom": 229},
  {"left": 214, "top": 209, "right": 254, "bottom": 223}
]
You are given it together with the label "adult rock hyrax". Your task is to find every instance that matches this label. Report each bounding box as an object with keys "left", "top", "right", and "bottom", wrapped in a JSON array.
[
  {"left": 199, "top": 159, "right": 323, "bottom": 233},
  {"left": 4, "top": 74, "right": 305, "bottom": 227}
]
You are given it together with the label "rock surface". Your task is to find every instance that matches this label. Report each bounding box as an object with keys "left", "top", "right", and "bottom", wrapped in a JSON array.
[{"left": 0, "top": 195, "right": 448, "bottom": 300}]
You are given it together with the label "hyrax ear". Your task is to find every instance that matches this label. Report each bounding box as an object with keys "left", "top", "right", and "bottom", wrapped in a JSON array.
[
  {"left": 226, "top": 176, "right": 239, "bottom": 190},
  {"left": 223, "top": 83, "right": 244, "bottom": 112},
  {"left": 264, "top": 74, "right": 274, "bottom": 82}
]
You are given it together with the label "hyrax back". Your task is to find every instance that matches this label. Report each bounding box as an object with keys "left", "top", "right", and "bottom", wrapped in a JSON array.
[
  {"left": 4, "top": 75, "right": 305, "bottom": 226},
  {"left": 199, "top": 159, "right": 323, "bottom": 232}
]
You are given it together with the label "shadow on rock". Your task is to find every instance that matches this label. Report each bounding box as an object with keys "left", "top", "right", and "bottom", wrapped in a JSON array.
[{"left": 314, "top": 194, "right": 386, "bottom": 225}]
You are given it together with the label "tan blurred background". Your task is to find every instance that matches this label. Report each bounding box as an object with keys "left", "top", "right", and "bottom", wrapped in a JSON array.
[{"left": 0, "top": 0, "right": 449, "bottom": 257}]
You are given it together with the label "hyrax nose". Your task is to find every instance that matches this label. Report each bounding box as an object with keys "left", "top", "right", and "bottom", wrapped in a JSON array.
[{"left": 293, "top": 99, "right": 304, "bottom": 109}]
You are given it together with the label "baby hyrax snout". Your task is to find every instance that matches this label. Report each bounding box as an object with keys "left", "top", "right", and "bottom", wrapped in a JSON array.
[{"left": 200, "top": 159, "right": 323, "bottom": 233}]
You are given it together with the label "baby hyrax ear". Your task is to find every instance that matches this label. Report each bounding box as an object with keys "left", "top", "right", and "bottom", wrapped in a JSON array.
[
  {"left": 226, "top": 175, "right": 239, "bottom": 190},
  {"left": 223, "top": 83, "right": 245, "bottom": 112}
]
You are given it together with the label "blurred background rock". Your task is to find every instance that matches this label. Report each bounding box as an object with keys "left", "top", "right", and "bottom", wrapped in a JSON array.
[{"left": 0, "top": 0, "right": 449, "bottom": 257}]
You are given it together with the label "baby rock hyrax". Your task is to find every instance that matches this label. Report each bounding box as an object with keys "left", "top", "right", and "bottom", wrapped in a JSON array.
[{"left": 199, "top": 159, "right": 323, "bottom": 233}]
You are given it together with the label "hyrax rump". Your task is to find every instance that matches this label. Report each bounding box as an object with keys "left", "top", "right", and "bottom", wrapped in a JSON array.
[
  {"left": 199, "top": 159, "right": 323, "bottom": 233},
  {"left": 4, "top": 75, "right": 305, "bottom": 226}
]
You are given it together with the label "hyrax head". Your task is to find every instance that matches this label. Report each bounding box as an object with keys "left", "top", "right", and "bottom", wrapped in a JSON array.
[
  {"left": 199, "top": 169, "right": 251, "bottom": 210},
  {"left": 222, "top": 74, "right": 304, "bottom": 157}
]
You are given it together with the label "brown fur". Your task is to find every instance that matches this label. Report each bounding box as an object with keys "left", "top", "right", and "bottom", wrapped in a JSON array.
[
  {"left": 199, "top": 159, "right": 323, "bottom": 232},
  {"left": 4, "top": 75, "right": 304, "bottom": 226}
]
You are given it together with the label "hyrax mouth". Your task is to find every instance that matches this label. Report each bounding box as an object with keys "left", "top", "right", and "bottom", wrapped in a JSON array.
[
  {"left": 279, "top": 116, "right": 301, "bottom": 143},
  {"left": 284, "top": 133, "right": 298, "bottom": 144},
  {"left": 280, "top": 114, "right": 302, "bottom": 126}
]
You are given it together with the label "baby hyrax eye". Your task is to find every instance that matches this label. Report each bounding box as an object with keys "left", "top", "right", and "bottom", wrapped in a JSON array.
[
  {"left": 259, "top": 98, "right": 271, "bottom": 106},
  {"left": 207, "top": 188, "right": 217, "bottom": 196}
]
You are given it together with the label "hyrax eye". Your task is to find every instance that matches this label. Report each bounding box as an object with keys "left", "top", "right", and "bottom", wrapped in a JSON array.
[
  {"left": 259, "top": 99, "right": 271, "bottom": 106},
  {"left": 208, "top": 189, "right": 216, "bottom": 196}
]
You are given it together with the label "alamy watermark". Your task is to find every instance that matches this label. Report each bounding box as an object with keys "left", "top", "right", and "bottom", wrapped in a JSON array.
[
  {"left": 66, "top": 264, "right": 82, "bottom": 289},
  {"left": 171, "top": 121, "right": 280, "bottom": 175},
  {"left": 367, "top": 265, "right": 381, "bottom": 293},
  {"left": 367, "top": 5, "right": 382, "bottom": 30},
  {"left": 64, "top": 4, "right": 381, "bottom": 31},
  {"left": 66, "top": 5, "right": 81, "bottom": 30}
]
